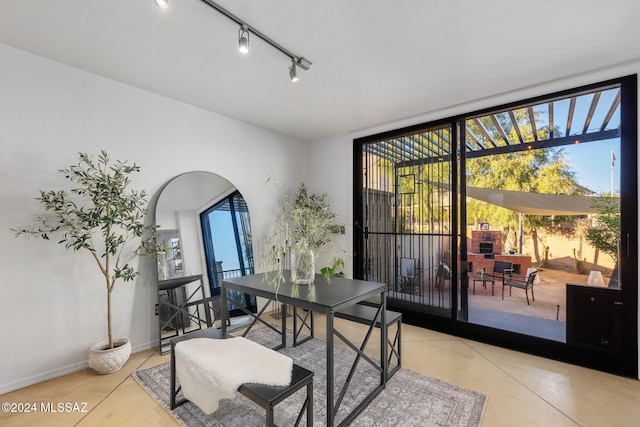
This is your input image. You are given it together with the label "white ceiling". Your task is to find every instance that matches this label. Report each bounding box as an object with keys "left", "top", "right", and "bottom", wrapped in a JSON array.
[{"left": 1, "top": 0, "right": 640, "bottom": 142}]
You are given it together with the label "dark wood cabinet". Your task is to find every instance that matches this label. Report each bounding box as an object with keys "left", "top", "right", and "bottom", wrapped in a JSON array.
[{"left": 566, "top": 283, "right": 623, "bottom": 353}]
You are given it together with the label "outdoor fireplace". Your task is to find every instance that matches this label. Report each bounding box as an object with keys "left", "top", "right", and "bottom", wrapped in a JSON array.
[
  {"left": 470, "top": 231, "right": 503, "bottom": 259},
  {"left": 479, "top": 242, "right": 494, "bottom": 254},
  {"left": 468, "top": 230, "right": 530, "bottom": 276}
]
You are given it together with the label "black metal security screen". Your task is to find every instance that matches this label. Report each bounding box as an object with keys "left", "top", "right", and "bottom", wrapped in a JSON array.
[{"left": 357, "top": 123, "right": 456, "bottom": 312}]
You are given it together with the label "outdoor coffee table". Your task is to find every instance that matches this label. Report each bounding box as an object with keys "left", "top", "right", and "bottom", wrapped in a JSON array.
[{"left": 468, "top": 273, "right": 496, "bottom": 296}]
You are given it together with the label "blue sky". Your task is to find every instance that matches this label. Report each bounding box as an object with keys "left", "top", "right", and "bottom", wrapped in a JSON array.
[
  {"left": 208, "top": 209, "right": 241, "bottom": 271},
  {"left": 541, "top": 87, "right": 621, "bottom": 195},
  {"left": 561, "top": 138, "right": 619, "bottom": 195}
]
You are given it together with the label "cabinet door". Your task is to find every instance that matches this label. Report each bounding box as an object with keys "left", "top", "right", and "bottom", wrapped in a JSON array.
[{"left": 566, "top": 284, "right": 623, "bottom": 352}]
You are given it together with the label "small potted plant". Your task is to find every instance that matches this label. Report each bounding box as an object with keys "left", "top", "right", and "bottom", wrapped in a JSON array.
[
  {"left": 476, "top": 268, "right": 484, "bottom": 278},
  {"left": 13, "top": 151, "right": 157, "bottom": 374}
]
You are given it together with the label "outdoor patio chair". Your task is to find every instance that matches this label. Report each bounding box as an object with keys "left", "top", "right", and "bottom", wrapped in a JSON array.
[
  {"left": 487, "top": 260, "right": 513, "bottom": 283},
  {"left": 435, "top": 262, "right": 451, "bottom": 289},
  {"left": 397, "top": 257, "right": 422, "bottom": 296},
  {"left": 502, "top": 269, "right": 537, "bottom": 305}
]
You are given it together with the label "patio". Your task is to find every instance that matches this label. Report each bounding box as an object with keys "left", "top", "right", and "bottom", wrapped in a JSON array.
[{"left": 467, "top": 266, "right": 606, "bottom": 341}]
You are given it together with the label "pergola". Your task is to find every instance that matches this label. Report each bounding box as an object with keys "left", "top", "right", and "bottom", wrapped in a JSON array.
[{"left": 364, "top": 83, "right": 620, "bottom": 165}]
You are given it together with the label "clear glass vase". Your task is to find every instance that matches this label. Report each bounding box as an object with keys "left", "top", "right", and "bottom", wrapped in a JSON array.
[{"left": 291, "top": 245, "right": 315, "bottom": 285}]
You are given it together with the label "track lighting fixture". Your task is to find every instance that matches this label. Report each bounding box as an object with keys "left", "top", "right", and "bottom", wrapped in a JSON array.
[
  {"left": 155, "top": 0, "right": 169, "bottom": 9},
  {"left": 289, "top": 58, "right": 299, "bottom": 83},
  {"left": 238, "top": 25, "right": 249, "bottom": 54},
  {"left": 155, "top": 0, "right": 312, "bottom": 82}
]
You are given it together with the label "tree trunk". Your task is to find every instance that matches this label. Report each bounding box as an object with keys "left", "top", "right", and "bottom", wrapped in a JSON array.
[
  {"left": 532, "top": 229, "right": 541, "bottom": 264},
  {"left": 609, "top": 261, "right": 619, "bottom": 289},
  {"left": 107, "top": 284, "right": 113, "bottom": 349}
]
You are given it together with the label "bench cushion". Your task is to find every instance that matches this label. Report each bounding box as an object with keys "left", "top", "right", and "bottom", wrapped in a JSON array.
[{"left": 175, "top": 337, "right": 293, "bottom": 414}]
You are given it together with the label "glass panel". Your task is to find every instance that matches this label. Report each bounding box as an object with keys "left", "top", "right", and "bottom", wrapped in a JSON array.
[
  {"left": 231, "top": 194, "right": 254, "bottom": 275},
  {"left": 200, "top": 192, "right": 256, "bottom": 316},
  {"left": 463, "top": 85, "right": 622, "bottom": 342},
  {"left": 206, "top": 199, "right": 239, "bottom": 272},
  {"left": 361, "top": 125, "right": 454, "bottom": 311}
]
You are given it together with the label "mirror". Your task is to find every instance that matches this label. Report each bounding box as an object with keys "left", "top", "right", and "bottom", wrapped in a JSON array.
[{"left": 155, "top": 171, "right": 255, "bottom": 353}]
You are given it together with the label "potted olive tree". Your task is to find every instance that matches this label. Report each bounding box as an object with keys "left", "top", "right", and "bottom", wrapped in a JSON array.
[{"left": 13, "top": 151, "right": 157, "bottom": 374}]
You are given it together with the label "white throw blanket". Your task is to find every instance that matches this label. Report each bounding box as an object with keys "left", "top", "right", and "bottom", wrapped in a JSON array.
[{"left": 175, "top": 337, "right": 293, "bottom": 414}]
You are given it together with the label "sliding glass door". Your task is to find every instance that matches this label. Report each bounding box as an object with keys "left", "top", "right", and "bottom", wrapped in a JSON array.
[
  {"left": 354, "top": 75, "right": 637, "bottom": 377},
  {"left": 460, "top": 82, "right": 625, "bottom": 341}
]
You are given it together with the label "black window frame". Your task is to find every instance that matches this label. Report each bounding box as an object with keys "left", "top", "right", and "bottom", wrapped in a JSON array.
[{"left": 354, "top": 74, "right": 638, "bottom": 377}]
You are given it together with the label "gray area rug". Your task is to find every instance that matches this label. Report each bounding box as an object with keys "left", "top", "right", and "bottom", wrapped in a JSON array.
[{"left": 134, "top": 328, "right": 486, "bottom": 426}]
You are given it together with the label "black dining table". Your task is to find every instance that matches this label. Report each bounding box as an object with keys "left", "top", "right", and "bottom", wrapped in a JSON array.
[{"left": 221, "top": 270, "right": 387, "bottom": 426}]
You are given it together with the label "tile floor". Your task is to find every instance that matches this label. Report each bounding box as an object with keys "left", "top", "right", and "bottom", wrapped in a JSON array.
[{"left": 1, "top": 315, "right": 639, "bottom": 426}]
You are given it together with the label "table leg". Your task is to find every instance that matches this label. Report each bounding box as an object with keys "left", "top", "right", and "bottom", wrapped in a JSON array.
[
  {"left": 326, "top": 311, "right": 335, "bottom": 426},
  {"left": 221, "top": 283, "right": 227, "bottom": 336},
  {"left": 281, "top": 303, "right": 287, "bottom": 348}
]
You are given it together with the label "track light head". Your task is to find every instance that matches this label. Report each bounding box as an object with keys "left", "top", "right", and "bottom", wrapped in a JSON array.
[
  {"left": 296, "top": 57, "right": 312, "bottom": 71},
  {"left": 155, "top": 0, "right": 169, "bottom": 9},
  {"left": 238, "top": 25, "right": 249, "bottom": 54},
  {"left": 289, "top": 59, "right": 299, "bottom": 82}
]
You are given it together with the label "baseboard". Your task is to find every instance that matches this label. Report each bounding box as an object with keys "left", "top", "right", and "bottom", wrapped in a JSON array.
[
  {"left": 0, "top": 338, "right": 159, "bottom": 395},
  {"left": 0, "top": 361, "right": 89, "bottom": 395},
  {"left": 132, "top": 338, "right": 159, "bottom": 355}
]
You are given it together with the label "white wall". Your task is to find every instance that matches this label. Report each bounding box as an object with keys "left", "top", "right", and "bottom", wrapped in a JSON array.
[
  {"left": 0, "top": 43, "right": 307, "bottom": 393},
  {"left": 176, "top": 210, "right": 202, "bottom": 278},
  {"left": 308, "top": 60, "right": 640, "bottom": 379}
]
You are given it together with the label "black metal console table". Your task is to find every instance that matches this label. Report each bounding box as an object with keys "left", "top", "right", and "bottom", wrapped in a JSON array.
[
  {"left": 222, "top": 271, "right": 387, "bottom": 426},
  {"left": 158, "top": 274, "right": 208, "bottom": 353}
]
